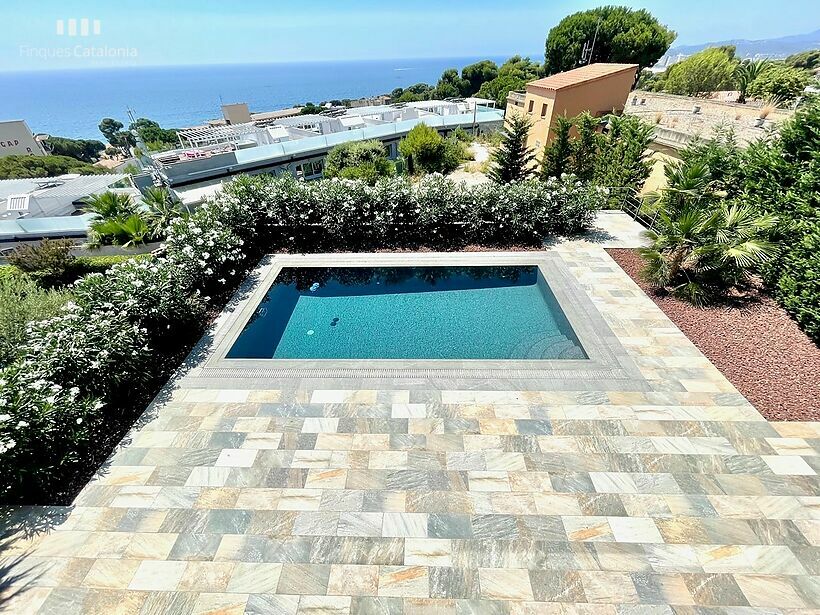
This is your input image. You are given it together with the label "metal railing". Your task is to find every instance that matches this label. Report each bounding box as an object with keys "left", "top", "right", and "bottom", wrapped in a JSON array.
[{"left": 606, "top": 186, "right": 662, "bottom": 232}]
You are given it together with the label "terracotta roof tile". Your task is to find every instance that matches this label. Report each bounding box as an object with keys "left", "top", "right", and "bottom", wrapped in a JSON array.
[{"left": 527, "top": 63, "right": 638, "bottom": 92}]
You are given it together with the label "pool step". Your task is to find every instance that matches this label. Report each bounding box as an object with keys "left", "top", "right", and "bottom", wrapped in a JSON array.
[{"left": 510, "top": 332, "right": 585, "bottom": 360}]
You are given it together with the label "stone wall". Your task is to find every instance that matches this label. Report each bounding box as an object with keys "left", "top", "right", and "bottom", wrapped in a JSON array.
[{"left": 624, "top": 90, "right": 793, "bottom": 146}]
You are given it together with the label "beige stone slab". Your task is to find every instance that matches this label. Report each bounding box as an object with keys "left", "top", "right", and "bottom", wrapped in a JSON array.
[
  {"left": 327, "top": 564, "right": 379, "bottom": 596},
  {"left": 377, "top": 565, "right": 429, "bottom": 598},
  {"left": 479, "top": 568, "right": 534, "bottom": 600}
]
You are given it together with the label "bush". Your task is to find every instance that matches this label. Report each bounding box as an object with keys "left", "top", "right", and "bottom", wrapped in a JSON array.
[
  {"left": 399, "top": 123, "right": 463, "bottom": 174},
  {"left": 0, "top": 364, "right": 102, "bottom": 501},
  {"left": 747, "top": 64, "right": 811, "bottom": 103},
  {"left": 0, "top": 277, "right": 72, "bottom": 366},
  {"left": 23, "top": 307, "right": 151, "bottom": 402},
  {"left": 70, "top": 254, "right": 152, "bottom": 276},
  {"left": 72, "top": 256, "right": 207, "bottom": 358},
  {"left": 324, "top": 140, "right": 395, "bottom": 184},
  {"left": 7, "top": 239, "right": 75, "bottom": 285}
]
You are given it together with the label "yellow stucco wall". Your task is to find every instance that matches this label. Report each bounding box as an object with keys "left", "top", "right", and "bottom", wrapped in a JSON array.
[{"left": 505, "top": 67, "right": 638, "bottom": 162}]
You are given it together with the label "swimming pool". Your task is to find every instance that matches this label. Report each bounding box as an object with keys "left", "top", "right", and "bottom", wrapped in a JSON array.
[{"left": 226, "top": 265, "right": 587, "bottom": 360}]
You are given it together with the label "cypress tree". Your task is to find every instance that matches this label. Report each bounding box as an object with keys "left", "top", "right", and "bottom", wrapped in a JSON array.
[
  {"left": 540, "top": 115, "right": 573, "bottom": 180},
  {"left": 488, "top": 114, "right": 535, "bottom": 183}
]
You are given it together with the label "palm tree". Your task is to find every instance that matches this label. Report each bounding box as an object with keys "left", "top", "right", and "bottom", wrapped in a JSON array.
[
  {"left": 82, "top": 191, "right": 136, "bottom": 219},
  {"left": 88, "top": 214, "right": 151, "bottom": 248},
  {"left": 642, "top": 159, "right": 714, "bottom": 217},
  {"left": 141, "top": 186, "right": 187, "bottom": 239},
  {"left": 735, "top": 60, "right": 770, "bottom": 104},
  {"left": 639, "top": 203, "right": 779, "bottom": 305}
]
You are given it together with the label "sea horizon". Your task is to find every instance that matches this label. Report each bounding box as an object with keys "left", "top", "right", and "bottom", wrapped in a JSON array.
[{"left": 0, "top": 55, "right": 537, "bottom": 141}]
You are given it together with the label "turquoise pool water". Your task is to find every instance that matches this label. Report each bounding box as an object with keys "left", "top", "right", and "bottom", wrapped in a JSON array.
[{"left": 227, "top": 266, "right": 587, "bottom": 360}]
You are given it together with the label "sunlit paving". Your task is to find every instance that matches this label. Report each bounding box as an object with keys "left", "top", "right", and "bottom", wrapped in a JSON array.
[{"left": 1, "top": 2, "right": 818, "bottom": 614}]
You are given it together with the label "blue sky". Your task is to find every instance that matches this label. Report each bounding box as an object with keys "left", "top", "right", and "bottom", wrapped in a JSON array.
[{"left": 0, "top": 0, "right": 818, "bottom": 71}]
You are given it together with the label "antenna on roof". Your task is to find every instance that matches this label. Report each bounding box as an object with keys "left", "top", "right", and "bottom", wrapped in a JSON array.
[{"left": 580, "top": 15, "right": 603, "bottom": 65}]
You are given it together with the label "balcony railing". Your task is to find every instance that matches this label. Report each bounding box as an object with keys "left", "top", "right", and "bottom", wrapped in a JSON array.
[{"left": 507, "top": 91, "right": 525, "bottom": 106}]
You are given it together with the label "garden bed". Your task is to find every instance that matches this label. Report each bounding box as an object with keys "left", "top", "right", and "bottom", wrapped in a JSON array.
[{"left": 607, "top": 248, "right": 820, "bottom": 421}]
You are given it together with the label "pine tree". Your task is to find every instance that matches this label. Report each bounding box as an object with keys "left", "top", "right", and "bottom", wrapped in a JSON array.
[
  {"left": 540, "top": 115, "right": 573, "bottom": 180},
  {"left": 488, "top": 114, "right": 535, "bottom": 183}
]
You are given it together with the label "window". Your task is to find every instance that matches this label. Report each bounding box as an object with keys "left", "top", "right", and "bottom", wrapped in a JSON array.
[
  {"left": 527, "top": 100, "right": 534, "bottom": 113},
  {"left": 541, "top": 103, "right": 548, "bottom": 118}
]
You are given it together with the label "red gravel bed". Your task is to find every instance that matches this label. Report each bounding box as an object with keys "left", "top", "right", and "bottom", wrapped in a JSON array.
[{"left": 607, "top": 248, "right": 820, "bottom": 422}]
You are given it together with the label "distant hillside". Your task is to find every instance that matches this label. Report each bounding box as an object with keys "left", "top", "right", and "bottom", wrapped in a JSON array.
[{"left": 667, "top": 29, "right": 820, "bottom": 59}]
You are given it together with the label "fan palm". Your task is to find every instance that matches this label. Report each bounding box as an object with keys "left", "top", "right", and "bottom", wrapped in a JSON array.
[
  {"left": 642, "top": 159, "right": 714, "bottom": 217},
  {"left": 82, "top": 191, "right": 136, "bottom": 219},
  {"left": 735, "top": 60, "right": 770, "bottom": 104},
  {"left": 639, "top": 203, "right": 779, "bottom": 306},
  {"left": 141, "top": 186, "right": 187, "bottom": 239}
]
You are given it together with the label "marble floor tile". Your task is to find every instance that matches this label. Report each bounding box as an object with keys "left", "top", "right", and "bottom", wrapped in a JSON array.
[{"left": 10, "top": 243, "right": 820, "bottom": 614}]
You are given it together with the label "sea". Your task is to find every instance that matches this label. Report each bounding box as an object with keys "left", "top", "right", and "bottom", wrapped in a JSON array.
[{"left": 0, "top": 57, "right": 512, "bottom": 141}]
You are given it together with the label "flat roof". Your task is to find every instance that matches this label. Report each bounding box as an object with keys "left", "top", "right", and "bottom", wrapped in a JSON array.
[
  {"left": 527, "top": 63, "right": 638, "bottom": 93},
  {"left": 0, "top": 173, "right": 127, "bottom": 200}
]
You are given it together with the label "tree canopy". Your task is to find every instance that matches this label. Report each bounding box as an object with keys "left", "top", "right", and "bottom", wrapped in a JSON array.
[
  {"left": 130, "top": 118, "right": 178, "bottom": 151},
  {"left": 0, "top": 155, "right": 107, "bottom": 180},
  {"left": 661, "top": 46, "right": 738, "bottom": 96},
  {"left": 45, "top": 137, "right": 105, "bottom": 163},
  {"left": 461, "top": 60, "right": 498, "bottom": 96},
  {"left": 98, "top": 118, "right": 134, "bottom": 150},
  {"left": 747, "top": 64, "right": 811, "bottom": 102},
  {"left": 545, "top": 6, "right": 675, "bottom": 74},
  {"left": 477, "top": 56, "right": 545, "bottom": 107},
  {"left": 784, "top": 49, "right": 820, "bottom": 71}
]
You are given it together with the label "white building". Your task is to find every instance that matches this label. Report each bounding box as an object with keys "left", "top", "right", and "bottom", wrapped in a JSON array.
[
  {"left": 147, "top": 99, "right": 502, "bottom": 205},
  {"left": 0, "top": 120, "right": 46, "bottom": 157},
  {"left": 0, "top": 173, "right": 136, "bottom": 220}
]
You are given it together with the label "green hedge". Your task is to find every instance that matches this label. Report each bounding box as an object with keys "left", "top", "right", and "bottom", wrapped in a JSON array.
[
  {"left": 0, "top": 174, "right": 603, "bottom": 503},
  {"left": 677, "top": 98, "right": 820, "bottom": 343}
]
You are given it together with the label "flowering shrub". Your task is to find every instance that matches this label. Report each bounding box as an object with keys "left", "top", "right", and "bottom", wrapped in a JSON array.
[
  {"left": 164, "top": 203, "right": 247, "bottom": 296},
  {"left": 23, "top": 306, "right": 151, "bottom": 401},
  {"left": 72, "top": 256, "right": 207, "bottom": 357},
  {"left": 0, "top": 173, "right": 601, "bottom": 504},
  {"left": 0, "top": 363, "right": 101, "bottom": 500},
  {"left": 217, "top": 173, "right": 602, "bottom": 250}
]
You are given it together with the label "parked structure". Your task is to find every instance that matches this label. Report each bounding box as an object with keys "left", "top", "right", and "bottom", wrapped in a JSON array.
[{"left": 506, "top": 63, "right": 638, "bottom": 150}]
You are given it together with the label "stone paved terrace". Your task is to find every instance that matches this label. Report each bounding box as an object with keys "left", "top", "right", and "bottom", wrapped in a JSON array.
[{"left": 2, "top": 213, "right": 819, "bottom": 614}]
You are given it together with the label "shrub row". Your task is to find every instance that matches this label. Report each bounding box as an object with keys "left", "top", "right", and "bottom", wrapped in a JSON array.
[{"left": 0, "top": 174, "right": 602, "bottom": 502}]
